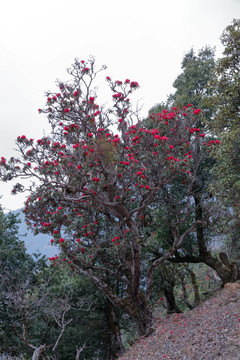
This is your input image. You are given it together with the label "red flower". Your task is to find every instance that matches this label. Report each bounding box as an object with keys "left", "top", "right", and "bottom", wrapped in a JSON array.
[
  {"left": 193, "top": 108, "right": 201, "bottom": 114},
  {"left": 112, "top": 93, "right": 122, "bottom": 99},
  {"left": 1, "top": 157, "right": 6, "bottom": 164},
  {"left": 64, "top": 108, "right": 70, "bottom": 113},
  {"left": 82, "top": 67, "right": 89, "bottom": 73},
  {"left": 130, "top": 81, "right": 139, "bottom": 88}
]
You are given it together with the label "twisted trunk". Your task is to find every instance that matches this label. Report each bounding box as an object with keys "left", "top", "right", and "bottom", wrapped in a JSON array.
[
  {"left": 105, "top": 299, "right": 124, "bottom": 359},
  {"left": 163, "top": 287, "right": 182, "bottom": 314},
  {"left": 68, "top": 237, "right": 154, "bottom": 337},
  {"left": 180, "top": 273, "right": 193, "bottom": 310},
  {"left": 194, "top": 193, "right": 240, "bottom": 284},
  {"left": 131, "top": 291, "right": 154, "bottom": 336},
  {"left": 186, "top": 268, "right": 201, "bottom": 307}
]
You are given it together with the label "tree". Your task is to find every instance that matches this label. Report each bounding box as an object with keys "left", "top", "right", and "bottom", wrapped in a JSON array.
[
  {"left": 1, "top": 275, "right": 73, "bottom": 360},
  {"left": 207, "top": 19, "right": 240, "bottom": 261},
  {"left": 0, "top": 206, "right": 109, "bottom": 359},
  {"left": 0, "top": 205, "right": 37, "bottom": 356},
  {"left": 1, "top": 254, "right": 106, "bottom": 360},
  {"left": 168, "top": 46, "right": 216, "bottom": 113},
  {"left": 148, "top": 44, "right": 240, "bottom": 285},
  {"left": 0, "top": 57, "right": 219, "bottom": 336}
]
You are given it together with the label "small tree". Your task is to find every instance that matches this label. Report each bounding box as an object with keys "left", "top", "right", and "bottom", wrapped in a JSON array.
[{"left": 0, "top": 57, "right": 219, "bottom": 335}]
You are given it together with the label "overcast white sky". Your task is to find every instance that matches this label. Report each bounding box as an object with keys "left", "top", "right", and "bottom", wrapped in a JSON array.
[{"left": 0, "top": 0, "right": 239, "bottom": 211}]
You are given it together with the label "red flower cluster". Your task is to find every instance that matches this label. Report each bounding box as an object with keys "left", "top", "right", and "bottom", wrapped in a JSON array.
[
  {"left": 130, "top": 81, "right": 139, "bottom": 88},
  {"left": 81, "top": 67, "right": 89, "bottom": 73},
  {"left": 193, "top": 108, "right": 201, "bottom": 114}
]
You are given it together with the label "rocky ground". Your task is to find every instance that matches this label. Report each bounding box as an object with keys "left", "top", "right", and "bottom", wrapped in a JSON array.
[{"left": 118, "top": 283, "right": 240, "bottom": 360}]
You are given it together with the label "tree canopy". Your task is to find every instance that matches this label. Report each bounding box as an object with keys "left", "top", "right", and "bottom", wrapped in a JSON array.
[{"left": 0, "top": 57, "right": 219, "bottom": 336}]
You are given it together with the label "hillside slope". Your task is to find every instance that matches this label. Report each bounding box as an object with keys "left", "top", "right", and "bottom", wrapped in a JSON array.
[{"left": 119, "top": 283, "right": 240, "bottom": 360}]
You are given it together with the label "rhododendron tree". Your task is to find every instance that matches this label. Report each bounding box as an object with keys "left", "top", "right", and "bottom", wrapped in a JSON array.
[{"left": 0, "top": 57, "right": 218, "bottom": 336}]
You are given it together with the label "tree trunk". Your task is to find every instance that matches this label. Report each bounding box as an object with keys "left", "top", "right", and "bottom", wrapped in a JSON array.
[
  {"left": 163, "top": 288, "right": 182, "bottom": 314},
  {"left": 186, "top": 268, "right": 201, "bottom": 307},
  {"left": 32, "top": 344, "right": 46, "bottom": 360},
  {"left": 203, "top": 251, "right": 240, "bottom": 285},
  {"left": 179, "top": 274, "right": 193, "bottom": 310},
  {"left": 70, "top": 249, "right": 154, "bottom": 337},
  {"left": 75, "top": 344, "right": 86, "bottom": 360},
  {"left": 105, "top": 326, "right": 112, "bottom": 360},
  {"left": 194, "top": 193, "right": 240, "bottom": 284},
  {"left": 129, "top": 291, "right": 154, "bottom": 336},
  {"left": 105, "top": 299, "right": 124, "bottom": 359}
]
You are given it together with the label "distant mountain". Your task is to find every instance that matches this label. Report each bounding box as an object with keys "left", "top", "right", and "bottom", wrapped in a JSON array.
[{"left": 11, "top": 209, "right": 58, "bottom": 257}]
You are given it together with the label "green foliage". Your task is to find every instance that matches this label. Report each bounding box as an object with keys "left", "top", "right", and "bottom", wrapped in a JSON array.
[
  {"left": 168, "top": 46, "right": 216, "bottom": 116},
  {"left": 0, "top": 205, "right": 36, "bottom": 356},
  {"left": 147, "top": 30, "right": 240, "bottom": 286},
  {"left": 207, "top": 19, "right": 240, "bottom": 214},
  {"left": 0, "top": 206, "right": 116, "bottom": 359}
]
